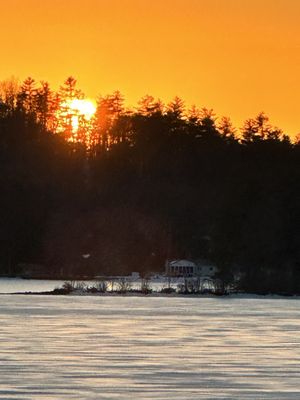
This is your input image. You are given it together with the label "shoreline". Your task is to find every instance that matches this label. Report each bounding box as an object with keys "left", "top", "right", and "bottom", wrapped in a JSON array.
[{"left": 3, "top": 290, "right": 300, "bottom": 299}]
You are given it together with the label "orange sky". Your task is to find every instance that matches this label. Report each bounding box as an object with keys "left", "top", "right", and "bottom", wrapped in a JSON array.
[{"left": 1, "top": 0, "right": 300, "bottom": 136}]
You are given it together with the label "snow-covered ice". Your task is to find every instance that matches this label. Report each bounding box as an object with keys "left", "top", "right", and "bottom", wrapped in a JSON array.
[{"left": 0, "top": 295, "right": 300, "bottom": 399}]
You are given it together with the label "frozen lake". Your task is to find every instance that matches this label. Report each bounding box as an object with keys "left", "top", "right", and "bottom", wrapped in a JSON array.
[
  {"left": 0, "top": 295, "right": 300, "bottom": 399},
  {"left": 0, "top": 278, "right": 67, "bottom": 293}
]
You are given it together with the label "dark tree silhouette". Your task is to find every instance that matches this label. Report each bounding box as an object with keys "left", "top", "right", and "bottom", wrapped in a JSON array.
[{"left": 0, "top": 75, "right": 299, "bottom": 293}]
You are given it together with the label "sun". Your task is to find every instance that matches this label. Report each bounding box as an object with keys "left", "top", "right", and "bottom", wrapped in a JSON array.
[
  {"left": 56, "top": 97, "right": 97, "bottom": 145},
  {"left": 68, "top": 99, "right": 96, "bottom": 121},
  {"left": 60, "top": 98, "right": 96, "bottom": 134}
]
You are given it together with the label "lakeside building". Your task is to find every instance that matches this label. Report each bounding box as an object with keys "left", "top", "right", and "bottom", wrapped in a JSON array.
[{"left": 165, "top": 259, "right": 218, "bottom": 277}]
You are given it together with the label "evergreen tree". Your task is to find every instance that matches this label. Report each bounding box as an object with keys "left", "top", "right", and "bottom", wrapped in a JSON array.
[{"left": 17, "top": 77, "right": 37, "bottom": 115}]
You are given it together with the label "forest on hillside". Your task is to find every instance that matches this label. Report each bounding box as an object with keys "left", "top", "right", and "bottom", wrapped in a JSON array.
[{"left": 0, "top": 76, "right": 299, "bottom": 293}]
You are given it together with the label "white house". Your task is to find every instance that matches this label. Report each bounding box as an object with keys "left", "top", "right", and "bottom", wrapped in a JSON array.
[
  {"left": 165, "top": 259, "right": 218, "bottom": 277},
  {"left": 165, "top": 259, "right": 196, "bottom": 276}
]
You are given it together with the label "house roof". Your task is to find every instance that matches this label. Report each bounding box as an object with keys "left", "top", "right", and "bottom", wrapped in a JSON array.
[{"left": 169, "top": 259, "right": 196, "bottom": 267}]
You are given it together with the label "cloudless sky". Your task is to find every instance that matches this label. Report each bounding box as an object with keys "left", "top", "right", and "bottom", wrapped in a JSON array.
[{"left": 1, "top": 0, "right": 300, "bottom": 136}]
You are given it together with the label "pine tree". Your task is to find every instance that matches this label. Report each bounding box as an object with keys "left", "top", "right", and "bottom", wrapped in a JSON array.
[{"left": 17, "top": 77, "right": 37, "bottom": 115}]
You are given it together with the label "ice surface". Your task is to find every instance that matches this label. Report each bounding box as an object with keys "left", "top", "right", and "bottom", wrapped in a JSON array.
[
  {"left": 0, "top": 278, "right": 68, "bottom": 293},
  {"left": 0, "top": 295, "right": 300, "bottom": 399}
]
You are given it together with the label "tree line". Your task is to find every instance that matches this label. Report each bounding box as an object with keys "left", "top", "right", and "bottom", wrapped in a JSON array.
[{"left": 0, "top": 76, "right": 299, "bottom": 294}]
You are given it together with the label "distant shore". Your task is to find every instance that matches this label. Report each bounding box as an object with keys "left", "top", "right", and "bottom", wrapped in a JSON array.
[
  {"left": 6, "top": 289, "right": 300, "bottom": 299},
  {"left": 1, "top": 277, "right": 300, "bottom": 297}
]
